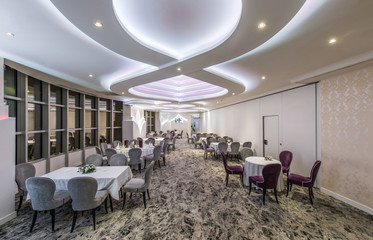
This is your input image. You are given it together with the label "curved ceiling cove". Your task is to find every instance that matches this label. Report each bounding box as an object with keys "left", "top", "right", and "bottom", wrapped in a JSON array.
[
  {"left": 113, "top": 0, "right": 242, "bottom": 60},
  {"left": 129, "top": 75, "right": 228, "bottom": 102}
]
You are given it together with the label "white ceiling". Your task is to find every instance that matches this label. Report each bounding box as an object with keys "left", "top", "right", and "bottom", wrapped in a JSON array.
[{"left": 1, "top": 0, "right": 373, "bottom": 112}]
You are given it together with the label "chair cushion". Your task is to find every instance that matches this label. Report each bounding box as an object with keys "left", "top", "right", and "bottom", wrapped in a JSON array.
[
  {"left": 123, "top": 178, "right": 146, "bottom": 192},
  {"left": 288, "top": 173, "right": 312, "bottom": 187},
  {"left": 226, "top": 165, "right": 243, "bottom": 174},
  {"left": 249, "top": 176, "right": 264, "bottom": 187}
]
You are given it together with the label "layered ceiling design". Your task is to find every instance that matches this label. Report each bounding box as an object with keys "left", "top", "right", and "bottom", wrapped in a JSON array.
[{"left": 1, "top": 0, "right": 373, "bottom": 112}]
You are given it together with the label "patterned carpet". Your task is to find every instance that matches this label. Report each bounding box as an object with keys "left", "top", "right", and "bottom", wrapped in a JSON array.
[{"left": 1, "top": 139, "right": 372, "bottom": 239}]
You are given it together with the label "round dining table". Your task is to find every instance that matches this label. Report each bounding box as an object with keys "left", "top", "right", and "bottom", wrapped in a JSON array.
[{"left": 243, "top": 156, "right": 284, "bottom": 191}]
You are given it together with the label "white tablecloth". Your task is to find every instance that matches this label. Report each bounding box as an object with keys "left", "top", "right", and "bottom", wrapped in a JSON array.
[
  {"left": 32, "top": 166, "right": 133, "bottom": 200},
  {"left": 243, "top": 157, "right": 284, "bottom": 191},
  {"left": 143, "top": 137, "right": 164, "bottom": 145}
]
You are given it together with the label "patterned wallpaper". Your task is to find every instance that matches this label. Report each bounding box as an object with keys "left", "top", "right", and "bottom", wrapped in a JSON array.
[{"left": 320, "top": 64, "right": 373, "bottom": 209}]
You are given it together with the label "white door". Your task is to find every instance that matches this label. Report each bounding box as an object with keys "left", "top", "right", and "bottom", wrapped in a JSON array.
[{"left": 263, "top": 115, "right": 279, "bottom": 158}]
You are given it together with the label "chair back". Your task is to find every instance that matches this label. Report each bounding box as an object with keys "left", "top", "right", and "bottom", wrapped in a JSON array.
[
  {"left": 68, "top": 177, "right": 98, "bottom": 211},
  {"left": 202, "top": 140, "right": 207, "bottom": 152},
  {"left": 242, "top": 141, "right": 252, "bottom": 148},
  {"left": 206, "top": 137, "right": 212, "bottom": 147},
  {"left": 100, "top": 142, "right": 108, "bottom": 155},
  {"left": 221, "top": 152, "right": 229, "bottom": 173},
  {"left": 85, "top": 154, "right": 103, "bottom": 166},
  {"left": 113, "top": 140, "right": 122, "bottom": 148},
  {"left": 226, "top": 137, "right": 233, "bottom": 143},
  {"left": 124, "top": 140, "right": 129, "bottom": 148},
  {"left": 161, "top": 133, "right": 167, "bottom": 137},
  {"left": 240, "top": 147, "right": 253, "bottom": 160},
  {"left": 262, "top": 164, "right": 282, "bottom": 189},
  {"left": 128, "top": 148, "right": 142, "bottom": 164},
  {"left": 309, "top": 160, "right": 322, "bottom": 186},
  {"left": 109, "top": 154, "right": 128, "bottom": 166},
  {"left": 105, "top": 148, "right": 117, "bottom": 161},
  {"left": 26, "top": 177, "right": 57, "bottom": 211},
  {"left": 143, "top": 162, "right": 155, "bottom": 190},
  {"left": 218, "top": 142, "right": 228, "bottom": 154},
  {"left": 148, "top": 138, "right": 155, "bottom": 146},
  {"left": 129, "top": 139, "right": 137, "bottom": 145},
  {"left": 163, "top": 141, "right": 169, "bottom": 153},
  {"left": 196, "top": 133, "right": 201, "bottom": 141},
  {"left": 279, "top": 150, "right": 293, "bottom": 169},
  {"left": 172, "top": 136, "right": 177, "bottom": 144},
  {"left": 219, "top": 138, "right": 226, "bottom": 142},
  {"left": 95, "top": 146, "right": 102, "bottom": 155},
  {"left": 16, "top": 163, "right": 36, "bottom": 196},
  {"left": 150, "top": 146, "right": 162, "bottom": 162},
  {"left": 230, "top": 142, "right": 240, "bottom": 154}
]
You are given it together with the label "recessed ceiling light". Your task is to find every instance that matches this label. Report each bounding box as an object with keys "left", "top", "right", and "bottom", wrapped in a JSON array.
[
  {"left": 261, "top": 76, "right": 266, "bottom": 80},
  {"left": 258, "top": 22, "right": 266, "bottom": 29},
  {"left": 232, "top": 92, "right": 235, "bottom": 95},
  {"left": 6, "top": 32, "right": 15, "bottom": 37},
  {"left": 177, "top": 67, "right": 181, "bottom": 71},
  {"left": 217, "top": 101, "right": 219, "bottom": 103},
  {"left": 121, "top": 92, "right": 125, "bottom": 95},
  {"left": 89, "top": 74, "right": 93, "bottom": 78},
  {"left": 94, "top": 21, "right": 103, "bottom": 28},
  {"left": 329, "top": 38, "right": 337, "bottom": 44}
]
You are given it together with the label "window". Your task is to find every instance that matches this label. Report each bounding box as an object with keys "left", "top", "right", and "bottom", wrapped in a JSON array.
[
  {"left": 68, "top": 91, "right": 82, "bottom": 152},
  {"left": 145, "top": 111, "right": 155, "bottom": 133},
  {"left": 113, "top": 100, "right": 123, "bottom": 141},
  {"left": 85, "top": 95, "right": 97, "bottom": 146},
  {"left": 99, "top": 98, "right": 112, "bottom": 143}
]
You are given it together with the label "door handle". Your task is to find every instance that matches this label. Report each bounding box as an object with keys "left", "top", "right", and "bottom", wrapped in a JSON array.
[{"left": 264, "top": 139, "right": 268, "bottom": 145}]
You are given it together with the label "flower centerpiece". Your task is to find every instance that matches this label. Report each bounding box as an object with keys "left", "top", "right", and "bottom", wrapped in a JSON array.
[
  {"left": 78, "top": 164, "right": 96, "bottom": 174},
  {"left": 264, "top": 156, "right": 273, "bottom": 161}
]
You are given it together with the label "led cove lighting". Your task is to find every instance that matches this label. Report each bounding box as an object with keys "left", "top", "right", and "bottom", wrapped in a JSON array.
[
  {"left": 258, "top": 22, "right": 266, "bottom": 29},
  {"left": 94, "top": 21, "right": 103, "bottom": 27},
  {"left": 329, "top": 38, "right": 337, "bottom": 44}
]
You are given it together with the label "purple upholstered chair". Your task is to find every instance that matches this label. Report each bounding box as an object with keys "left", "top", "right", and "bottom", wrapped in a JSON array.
[
  {"left": 249, "top": 163, "right": 282, "bottom": 205},
  {"left": 221, "top": 152, "right": 243, "bottom": 186},
  {"left": 286, "top": 160, "right": 321, "bottom": 204},
  {"left": 279, "top": 150, "right": 293, "bottom": 176}
]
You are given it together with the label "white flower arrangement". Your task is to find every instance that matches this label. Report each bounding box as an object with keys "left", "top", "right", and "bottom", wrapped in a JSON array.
[
  {"left": 78, "top": 164, "right": 96, "bottom": 174},
  {"left": 264, "top": 156, "right": 273, "bottom": 161}
]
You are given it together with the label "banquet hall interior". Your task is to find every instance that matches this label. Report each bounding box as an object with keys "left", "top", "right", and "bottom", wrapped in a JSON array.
[{"left": 0, "top": 0, "right": 373, "bottom": 239}]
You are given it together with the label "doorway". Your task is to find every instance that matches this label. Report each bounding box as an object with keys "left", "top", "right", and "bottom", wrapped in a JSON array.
[{"left": 263, "top": 115, "right": 279, "bottom": 158}]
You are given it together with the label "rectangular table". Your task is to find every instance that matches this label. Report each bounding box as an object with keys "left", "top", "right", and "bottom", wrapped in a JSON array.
[{"left": 37, "top": 166, "right": 132, "bottom": 200}]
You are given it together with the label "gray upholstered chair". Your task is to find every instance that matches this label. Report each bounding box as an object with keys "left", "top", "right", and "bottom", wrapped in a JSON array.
[
  {"left": 147, "top": 137, "right": 155, "bottom": 146},
  {"left": 144, "top": 146, "right": 162, "bottom": 168},
  {"left": 161, "top": 133, "right": 167, "bottom": 138},
  {"left": 100, "top": 142, "right": 108, "bottom": 156},
  {"left": 226, "top": 137, "right": 234, "bottom": 143},
  {"left": 108, "top": 154, "right": 128, "bottom": 166},
  {"left": 122, "top": 161, "right": 155, "bottom": 209},
  {"left": 85, "top": 154, "right": 103, "bottom": 166},
  {"left": 128, "top": 148, "right": 142, "bottom": 173},
  {"left": 105, "top": 148, "right": 117, "bottom": 162},
  {"left": 168, "top": 136, "right": 177, "bottom": 151},
  {"left": 68, "top": 177, "right": 111, "bottom": 232},
  {"left": 160, "top": 138, "right": 170, "bottom": 166},
  {"left": 206, "top": 136, "right": 213, "bottom": 147},
  {"left": 186, "top": 132, "right": 193, "bottom": 144},
  {"left": 217, "top": 142, "right": 228, "bottom": 159},
  {"left": 112, "top": 140, "right": 122, "bottom": 148},
  {"left": 15, "top": 163, "right": 36, "bottom": 213},
  {"left": 95, "top": 146, "right": 102, "bottom": 155},
  {"left": 26, "top": 177, "right": 70, "bottom": 232},
  {"left": 229, "top": 142, "right": 241, "bottom": 160},
  {"left": 193, "top": 135, "right": 202, "bottom": 149},
  {"left": 202, "top": 140, "right": 215, "bottom": 159},
  {"left": 242, "top": 141, "right": 252, "bottom": 148},
  {"left": 240, "top": 147, "right": 254, "bottom": 161},
  {"left": 129, "top": 139, "right": 137, "bottom": 145}
]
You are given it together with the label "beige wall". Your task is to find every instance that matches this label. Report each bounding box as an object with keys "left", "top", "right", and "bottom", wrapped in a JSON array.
[{"left": 320, "top": 64, "right": 373, "bottom": 209}]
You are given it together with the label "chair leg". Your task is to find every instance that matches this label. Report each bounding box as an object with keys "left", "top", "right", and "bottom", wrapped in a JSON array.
[
  {"left": 50, "top": 209, "right": 55, "bottom": 231},
  {"left": 108, "top": 194, "right": 113, "bottom": 212},
  {"left": 17, "top": 195, "right": 23, "bottom": 213},
  {"left": 143, "top": 192, "right": 147, "bottom": 209},
  {"left": 122, "top": 193, "right": 126, "bottom": 210},
  {"left": 130, "top": 193, "right": 132, "bottom": 199},
  {"left": 308, "top": 187, "right": 314, "bottom": 205},
  {"left": 158, "top": 159, "right": 161, "bottom": 168},
  {"left": 30, "top": 210, "right": 37, "bottom": 232},
  {"left": 92, "top": 209, "right": 96, "bottom": 230},
  {"left": 163, "top": 156, "right": 166, "bottom": 166},
  {"left": 274, "top": 188, "right": 279, "bottom": 204},
  {"left": 71, "top": 211, "right": 77, "bottom": 233},
  {"left": 249, "top": 182, "right": 252, "bottom": 195},
  {"left": 290, "top": 183, "right": 293, "bottom": 191},
  {"left": 286, "top": 181, "right": 290, "bottom": 197},
  {"left": 263, "top": 188, "right": 266, "bottom": 205},
  {"left": 104, "top": 196, "right": 108, "bottom": 213},
  {"left": 147, "top": 189, "right": 150, "bottom": 200},
  {"left": 311, "top": 187, "right": 315, "bottom": 198},
  {"left": 138, "top": 164, "right": 141, "bottom": 173}
]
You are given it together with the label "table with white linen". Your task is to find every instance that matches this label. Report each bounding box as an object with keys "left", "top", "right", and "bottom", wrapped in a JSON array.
[
  {"left": 243, "top": 156, "right": 284, "bottom": 191},
  {"left": 115, "top": 145, "right": 154, "bottom": 168},
  {"left": 143, "top": 137, "right": 164, "bottom": 145},
  {"left": 30, "top": 166, "right": 132, "bottom": 200}
]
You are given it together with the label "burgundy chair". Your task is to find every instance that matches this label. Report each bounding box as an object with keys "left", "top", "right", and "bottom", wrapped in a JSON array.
[
  {"left": 286, "top": 160, "right": 321, "bottom": 204},
  {"left": 221, "top": 153, "right": 243, "bottom": 186},
  {"left": 249, "top": 163, "right": 282, "bottom": 205},
  {"left": 279, "top": 151, "right": 293, "bottom": 176}
]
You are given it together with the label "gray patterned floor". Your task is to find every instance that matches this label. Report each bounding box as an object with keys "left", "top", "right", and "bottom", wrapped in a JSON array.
[{"left": 1, "top": 139, "right": 372, "bottom": 239}]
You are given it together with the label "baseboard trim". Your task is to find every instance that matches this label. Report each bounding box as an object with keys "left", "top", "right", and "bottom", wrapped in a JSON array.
[
  {"left": 0, "top": 211, "right": 17, "bottom": 226},
  {"left": 321, "top": 187, "right": 373, "bottom": 215}
]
